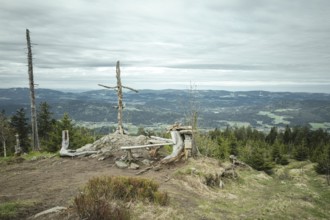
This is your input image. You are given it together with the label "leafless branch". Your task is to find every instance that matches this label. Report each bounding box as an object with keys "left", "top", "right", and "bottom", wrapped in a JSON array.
[{"left": 98, "top": 84, "right": 117, "bottom": 90}]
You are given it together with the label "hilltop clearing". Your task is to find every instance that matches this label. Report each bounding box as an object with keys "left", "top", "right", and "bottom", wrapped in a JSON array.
[{"left": 0, "top": 153, "right": 329, "bottom": 219}]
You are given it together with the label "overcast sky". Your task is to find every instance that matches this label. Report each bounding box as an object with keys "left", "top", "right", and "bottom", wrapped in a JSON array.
[{"left": 0, "top": 0, "right": 329, "bottom": 93}]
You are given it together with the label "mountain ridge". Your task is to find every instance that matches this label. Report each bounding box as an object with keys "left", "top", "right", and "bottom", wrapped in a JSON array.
[{"left": 1, "top": 88, "right": 330, "bottom": 132}]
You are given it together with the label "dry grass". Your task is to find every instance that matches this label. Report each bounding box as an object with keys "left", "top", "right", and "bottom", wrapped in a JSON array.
[
  {"left": 73, "top": 176, "right": 169, "bottom": 220},
  {"left": 154, "top": 157, "right": 330, "bottom": 220}
]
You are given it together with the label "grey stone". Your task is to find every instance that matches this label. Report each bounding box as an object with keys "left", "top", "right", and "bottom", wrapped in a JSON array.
[
  {"left": 142, "top": 159, "right": 152, "bottom": 166},
  {"left": 98, "top": 157, "right": 106, "bottom": 161},
  {"left": 132, "top": 153, "right": 143, "bottom": 158},
  {"left": 115, "top": 160, "right": 128, "bottom": 169},
  {"left": 153, "top": 165, "right": 162, "bottom": 171},
  {"left": 129, "top": 163, "right": 140, "bottom": 170}
]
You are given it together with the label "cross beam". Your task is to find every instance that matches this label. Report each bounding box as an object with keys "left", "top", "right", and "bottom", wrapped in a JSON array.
[{"left": 98, "top": 61, "right": 138, "bottom": 134}]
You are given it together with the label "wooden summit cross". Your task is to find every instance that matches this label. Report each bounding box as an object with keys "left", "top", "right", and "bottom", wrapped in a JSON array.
[{"left": 98, "top": 61, "right": 138, "bottom": 135}]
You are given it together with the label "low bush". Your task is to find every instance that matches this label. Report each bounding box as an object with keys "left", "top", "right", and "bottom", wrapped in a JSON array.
[{"left": 74, "top": 176, "right": 169, "bottom": 220}]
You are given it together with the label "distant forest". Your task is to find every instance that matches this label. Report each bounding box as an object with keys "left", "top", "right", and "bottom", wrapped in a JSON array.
[{"left": 1, "top": 101, "right": 330, "bottom": 177}]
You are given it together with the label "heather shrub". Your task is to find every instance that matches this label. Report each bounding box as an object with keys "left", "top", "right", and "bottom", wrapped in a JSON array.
[{"left": 74, "top": 176, "right": 169, "bottom": 219}]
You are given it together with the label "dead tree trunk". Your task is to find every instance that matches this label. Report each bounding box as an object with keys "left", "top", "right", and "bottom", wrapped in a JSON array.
[
  {"left": 26, "top": 29, "right": 40, "bottom": 151},
  {"left": 161, "top": 131, "right": 184, "bottom": 164},
  {"left": 59, "top": 130, "right": 97, "bottom": 157},
  {"left": 98, "top": 61, "right": 138, "bottom": 135},
  {"left": 15, "top": 134, "right": 22, "bottom": 156},
  {"left": 116, "top": 61, "right": 124, "bottom": 134}
]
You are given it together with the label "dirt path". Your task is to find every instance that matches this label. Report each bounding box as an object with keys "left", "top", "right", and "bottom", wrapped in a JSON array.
[{"left": 0, "top": 156, "right": 183, "bottom": 219}]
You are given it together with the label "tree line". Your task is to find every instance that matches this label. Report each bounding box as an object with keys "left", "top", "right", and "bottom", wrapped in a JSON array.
[
  {"left": 1, "top": 103, "right": 329, "bottom": 177},
  {"left": 196, "top": 125, "right": 330, "bottom": 175},
  {"left": 0, "top": 102, "right": 95, "bottom": 155}
]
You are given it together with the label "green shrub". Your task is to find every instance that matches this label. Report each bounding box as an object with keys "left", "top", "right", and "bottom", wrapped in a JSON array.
[
  {"left": 74, "top": 176, "right": 169, "bottom": 219},
  {"left": 0, "top": 202, "right": 19, "bottom": 219},
  {"left": 278, "top": 156, "right": 290, "bottom": 165}
]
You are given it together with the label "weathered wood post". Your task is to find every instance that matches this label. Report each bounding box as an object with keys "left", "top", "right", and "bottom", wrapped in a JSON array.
[
  {"left": 26, "top": 29, "right": 40, "bottom": 151},
  {"left": 15, "top": 133, "right": 22, "bottom": 156},
  {"left": 98, "top": 61, "right": 138, "bottom": 135},
  {"left": 115, "top": 61, "right": 124, "bottom": 134},
  {"left": 61, "top": 130, "right": 69, "bottom": 151}
]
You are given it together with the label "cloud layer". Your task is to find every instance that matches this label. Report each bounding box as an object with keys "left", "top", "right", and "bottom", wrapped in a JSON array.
[{"left": 0, "top": 0, "right": 330, "bottom": 92}]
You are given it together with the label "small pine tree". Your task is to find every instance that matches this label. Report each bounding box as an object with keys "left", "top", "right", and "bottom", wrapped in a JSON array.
[
  {"left": 294, "top": 141, "right": 309, "bottom": 161},
  {"left": 37, "top": 102, "right": 56, "bottom": 149},
  {"left": 315, "top": 144, "right": 330, "bottom": 177},
  {"left": 10, "top": 108, "right": 30, "bottom": 152}
]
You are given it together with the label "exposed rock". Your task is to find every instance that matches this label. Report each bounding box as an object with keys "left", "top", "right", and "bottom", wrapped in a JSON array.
[
  {"left": 152, "top": 165, "right": 162, "bottom": 171},
  {"left": 129, "top": 163, "right": 140, "bottom": 170},
  {"left": 89, "top": 154, "right": 99, "bottom": 159},
  {"left": 98, "top": 157, "right": 106, "bottom": 161},
  {"left": 76, "top": 134, "right": 148, "bottom": 154},
  {"left": 142, "top": 159, "right": 152, "bottom": 166},
  {"left": 76, "top": 143, "right": 94, "bottom": 152},
  {"left": 115, "top": 160, "right": 129, "bottom": 169},
  {"left": 132, "top": 153, "right": 143, "bottom": 158}
]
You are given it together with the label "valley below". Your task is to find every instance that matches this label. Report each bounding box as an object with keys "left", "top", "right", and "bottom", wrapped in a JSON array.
[{"left": 1, "top": 88, "right": 330, "bottom": 133}]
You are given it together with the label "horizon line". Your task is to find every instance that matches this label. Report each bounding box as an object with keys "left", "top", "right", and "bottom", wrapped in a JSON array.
[{"left": 1, "top": 87, "right": 330, "bottom": 95}]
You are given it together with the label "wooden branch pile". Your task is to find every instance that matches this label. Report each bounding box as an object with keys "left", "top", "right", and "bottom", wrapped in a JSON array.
[
  {"left": 120, "top": 124, "right": 194, "bottom": 164},
  {"left": 120, "top": 136, "right": 174, "bottom": 161}
]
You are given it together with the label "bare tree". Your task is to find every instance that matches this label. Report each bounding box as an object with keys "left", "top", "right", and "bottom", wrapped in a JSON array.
[
  {"left": 0, "top": 112, "right": 11, "bottom": 157},
  {"left": 185, "top": 82, "right": 200, "bottom": 157},
  {"left": 98, "top": 61, "right": 138, "bottom": 135},
  {"left": 26, "top": 29, "right": 40, "bottom": 151}
]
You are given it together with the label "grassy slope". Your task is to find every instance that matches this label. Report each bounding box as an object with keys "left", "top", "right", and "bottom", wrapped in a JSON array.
[
  {"left": 132, "top": 159, "right": 330, "bottom": 220},
  {"left": 0, "top": 155, "right": 329, "bottom": 219}
]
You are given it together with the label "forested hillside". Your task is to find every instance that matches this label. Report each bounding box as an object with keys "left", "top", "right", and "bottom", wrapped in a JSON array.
[{"left": 1, "top": 88, "right": 330, "bottom": 132}]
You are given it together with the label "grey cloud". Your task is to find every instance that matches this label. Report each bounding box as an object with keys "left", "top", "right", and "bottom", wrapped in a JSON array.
[{"left": 0, "top": 0, "right": 329, "bottom": 93}]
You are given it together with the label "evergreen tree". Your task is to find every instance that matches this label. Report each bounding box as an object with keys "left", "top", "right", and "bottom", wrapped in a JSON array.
[
  {"left": 47, "top": 113, "right": 93, "bottom": 152},
  {"left": 294, "top": 140, "right": 309, "bottom": 161},
  {"left": 245, "top": 145, "right": 273, "bottom": 173},
  {"left": 10, "top": 108, "right": 30, "bottom": 152},
  {"left": 271, "top": 142, "right": 281, "bottom": 163},
  {"left": 37, "top": 102, "right": 55, "bottom": 145},
  {"left": 271, "top": 140, "right": 289, "bottom": 165},
  {"left": 315, "top": 144, "right": 330, "bottom": 178},
  {"left": 266, "top": 127, "right": 278, "bottom": 145},
  {"left": 283, "top": 125, "right": 292, "bottom": 145}
]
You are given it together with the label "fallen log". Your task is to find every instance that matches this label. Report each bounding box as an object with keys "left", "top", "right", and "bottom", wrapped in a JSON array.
[
  {"left": 121, "top": 143, "right": 173, "bottom": 150},
  {"left": 150, "top": 136, "right": 173, "bottom": 143},
  {"left": 148, "top": 140, "right": 174, "bottom": 145}
]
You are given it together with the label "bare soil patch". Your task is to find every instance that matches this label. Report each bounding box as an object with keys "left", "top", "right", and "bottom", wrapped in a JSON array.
[{"left": 0, "top": 154, "right": 184, "bottom": 219}]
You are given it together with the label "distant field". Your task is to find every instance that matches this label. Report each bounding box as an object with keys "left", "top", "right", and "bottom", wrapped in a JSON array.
[
  {"left": 258, "top": 111, "right": 291, "bottom": 125},
  {"left": 309, "top": 122, "right": 330, "bottom": 130}
]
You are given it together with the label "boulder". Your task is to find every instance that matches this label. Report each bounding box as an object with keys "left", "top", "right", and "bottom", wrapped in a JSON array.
[
  {"left": 115, "top": 160, "right": 129, "bottom": 169},
  {"left": 128, "top": 163, "right": 140, "bottom": 170}
]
